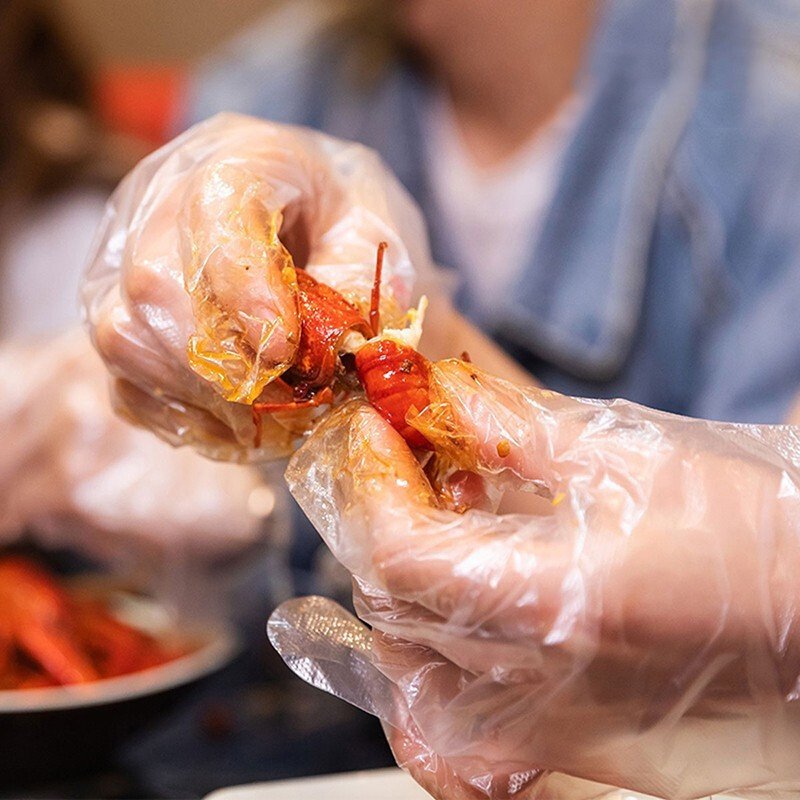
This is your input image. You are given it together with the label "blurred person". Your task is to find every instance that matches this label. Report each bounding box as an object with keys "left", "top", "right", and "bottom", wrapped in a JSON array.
[
  {"left": 0, "top": 0, "right": 270, "bottom": 581},
  {"left": 74, "top": 3, "right": 800, "bottom": 790},
  {"left": 184, "top": 0, "right": 800, "bottom": 425},
  {"left": 72, "top": 2, "right": 800, "bottom": 795},
  {"left": 80, "top": 111, "right": 800, "bottom": 796},
  {"left": 0, "top": 8, "right": 278, "bottom": 786},
  {"left": 0, "top": 0, "right": 112, "bottom": 335}
]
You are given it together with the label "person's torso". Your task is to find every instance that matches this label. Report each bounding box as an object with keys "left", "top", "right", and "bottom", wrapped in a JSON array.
[{"left": 185, "top": 0, "right": 800, "bottom": 424}]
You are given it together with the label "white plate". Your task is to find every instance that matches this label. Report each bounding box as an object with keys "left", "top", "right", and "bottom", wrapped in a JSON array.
[
  {"left": 0, "top": 624, "right": 238, "bottom": 713},
  {"left": 205, "top": 769, "right": 737, "bottom": 800},
  {"left": 205, "top": 769, "right": 430, "bottom": 800}
]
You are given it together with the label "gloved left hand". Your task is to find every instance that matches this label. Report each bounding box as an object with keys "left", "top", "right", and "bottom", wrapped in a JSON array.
[{"left": 0, "top": 330, "right": 273, "bottom": 563}]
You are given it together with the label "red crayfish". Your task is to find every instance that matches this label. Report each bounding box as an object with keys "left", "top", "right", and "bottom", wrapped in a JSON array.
[
  {"left": 252, "top": 242, "right": 433, "bottom": 450},
  {"left": 0, "top": 556, "right": 188, "bottom": 689}
]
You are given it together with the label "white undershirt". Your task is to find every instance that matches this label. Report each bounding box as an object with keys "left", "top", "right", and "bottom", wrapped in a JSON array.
[{"left": 424, "top": 93, "right": 582, "bottom": 326}]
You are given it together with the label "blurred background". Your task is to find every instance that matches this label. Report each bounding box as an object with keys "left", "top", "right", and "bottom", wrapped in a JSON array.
[
  {"left": 0, "top": 2, "right": 392, "bottom": 799},
  {"left": 56, "top": 0, "right": 271, "bottom": 60},
  {"left": 2, "top": 0, "right": 800, "bottom": 798},
  {"left": 54, "top": 0, "right": 276, "bottom": 148}
]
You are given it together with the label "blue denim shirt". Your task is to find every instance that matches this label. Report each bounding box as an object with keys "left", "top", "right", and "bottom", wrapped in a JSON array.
[{"left": 185, "top": 0, "right": 800, "bottom": 423}]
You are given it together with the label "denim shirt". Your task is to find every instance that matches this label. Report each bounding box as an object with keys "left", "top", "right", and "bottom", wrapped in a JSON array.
[{"left": 185, "top": 0, "right": 800, "bottom": 423}]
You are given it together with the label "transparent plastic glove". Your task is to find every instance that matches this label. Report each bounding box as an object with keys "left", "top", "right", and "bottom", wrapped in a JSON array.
[
  {"left": 0, "top": 330, "right": 272, "bottom": 565},
  {"left": 82, "top": 113, "right": 432, "bottom": 462},
  {"left": 270, "top": 360, "right": 800, "bottom": 800}
]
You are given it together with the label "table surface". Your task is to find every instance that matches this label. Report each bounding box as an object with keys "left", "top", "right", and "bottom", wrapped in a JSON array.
[{"left": 206, "top": 769, "right": 739, "bottom": 800}]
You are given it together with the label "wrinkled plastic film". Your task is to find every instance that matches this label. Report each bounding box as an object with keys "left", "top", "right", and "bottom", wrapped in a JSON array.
[
  {"left": 184, "top": 203, "right": 295, "bottom": 404},
  {"left": 82, "top": 114, "right": 434, "bottom": 462},
  {"left": 268, "top": 596, "right": 620, "bottom": 800},
  {"left": 268, "top": 595, "right": 403, "bottom": 726},
  {"left": 278, "top": 364, "right": 800, "bottom": 800}
]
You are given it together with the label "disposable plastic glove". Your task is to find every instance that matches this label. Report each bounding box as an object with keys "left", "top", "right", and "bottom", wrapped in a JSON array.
[
  {"left": 0, "top": 331, "right": 273, "bottom": 565},
  {"left": 270, "top": 359, "right": 800, "bottom": 800},
  {"left": 82, "top": 113, "right": 431, "bottom": 462}
]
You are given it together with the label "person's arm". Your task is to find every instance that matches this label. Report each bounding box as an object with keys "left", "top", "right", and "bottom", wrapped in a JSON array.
[
  {"left": 788, "top": 393, "right": 800, "bottom": 424},
  {"left": 418, "top": 291, "right": 537, "bottom": 386}
]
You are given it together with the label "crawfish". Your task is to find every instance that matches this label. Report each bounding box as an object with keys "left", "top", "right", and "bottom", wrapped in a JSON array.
[
  {"left": 253, "top": 242, "right": 434, "bottom": 449},
  {"left": 0, "top": 556, "right": 190, "bottom": 688},
  {"left": 0, "top": 557, "right": 98, "bottom": 686}
]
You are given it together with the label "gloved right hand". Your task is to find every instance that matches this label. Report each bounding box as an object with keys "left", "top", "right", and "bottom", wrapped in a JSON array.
[{"left": 271, "top": 359, "right": 800, "bottom": 800}]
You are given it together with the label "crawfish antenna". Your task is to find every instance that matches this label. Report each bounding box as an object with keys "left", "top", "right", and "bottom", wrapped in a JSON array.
[{"left": 369, "top": 241, "right": 387, "bottom": 336}]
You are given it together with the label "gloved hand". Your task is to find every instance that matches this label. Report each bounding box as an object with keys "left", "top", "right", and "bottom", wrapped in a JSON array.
[
  {"left": 270, "top": 360, "right": 800, "bottom": 800},
  {"left": 0, "top": 330, "right": 274, "bottom": 565},
  {"left": 82, "top": 113, "right": 432, "bottom": 462}
]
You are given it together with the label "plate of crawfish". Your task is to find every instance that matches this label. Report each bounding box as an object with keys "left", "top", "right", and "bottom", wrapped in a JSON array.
[{"left": 0, "top": 554, "right": 237, "bottom": 778}]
